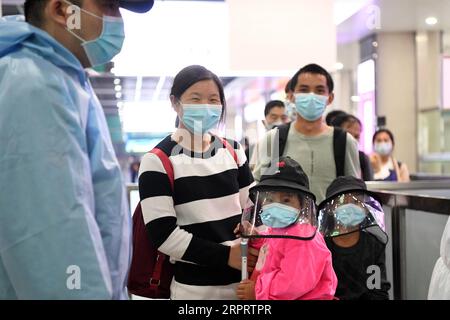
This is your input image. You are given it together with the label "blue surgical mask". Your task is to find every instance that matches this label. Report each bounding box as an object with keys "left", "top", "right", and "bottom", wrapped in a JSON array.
[
  {"left": 294, "top": 93, "right": 328, "bottom": 121},
  {"left": 374, "top": 142, "right": 393, "bottom": 156},
  {"left": 335, "top": 204, "right": 366, "bottom": 227},
  {"left": 260, "top": 203, "right": 299, "bottom": 228},
  {"left": 65, "top": 1, "right": 125, "bottom": 67},
  {"left": 181, "top": 104, "right": 222, "bottom": 134}
]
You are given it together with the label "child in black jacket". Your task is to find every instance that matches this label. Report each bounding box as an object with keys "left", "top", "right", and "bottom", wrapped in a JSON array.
[{"left": 318, "top": 176, "right": 391, "bottom": 300}]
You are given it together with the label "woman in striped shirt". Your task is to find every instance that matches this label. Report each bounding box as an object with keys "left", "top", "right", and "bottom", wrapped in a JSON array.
[{"left": 138, "top": 65, "right": 257, "bottom": 300}]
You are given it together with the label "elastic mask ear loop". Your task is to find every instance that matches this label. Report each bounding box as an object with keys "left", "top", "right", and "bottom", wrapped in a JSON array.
[{"left": 63, "top": 0, "right": 104, "bottom": 42}]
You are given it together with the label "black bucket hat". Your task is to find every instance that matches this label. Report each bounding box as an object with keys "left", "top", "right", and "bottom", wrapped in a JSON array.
[
  {"left": 320, "top": 176, "right": 381, "bottom": 207},
  {"left": 119, "top": 0, "right": 154, "bottom": 13},
  {"left": 250, "top": 156, "right": 316, "bottom": 201}
]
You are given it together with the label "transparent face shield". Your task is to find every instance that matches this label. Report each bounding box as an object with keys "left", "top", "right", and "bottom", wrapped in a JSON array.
[
  {"left": 318, "top": 192, "right": 388, "bottom": 245},
  {"left": 241, "top": 190, "right": 317, "bottom": 240}
]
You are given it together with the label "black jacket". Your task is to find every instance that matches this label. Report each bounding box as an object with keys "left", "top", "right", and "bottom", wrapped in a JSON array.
[{"left": 325, "top": 231, "right": 391, "bottom": 300}]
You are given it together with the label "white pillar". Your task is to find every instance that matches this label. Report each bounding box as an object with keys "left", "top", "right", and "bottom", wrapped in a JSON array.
[
  {"left": 416, "top": 31, "right": 443, "bottom": 173},
  {"left": 376, "top": 32, "right": 417, "bottom": 172},
  {"left": 0, "top": 0, "right": 3, "bottom": 17}
]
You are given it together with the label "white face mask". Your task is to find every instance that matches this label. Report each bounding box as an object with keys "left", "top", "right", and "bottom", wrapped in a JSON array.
[
  {"left": 374, "top": 142, "right": 393, "bottom": 156},
  {"left": 265, "top": 120, "right": 284, "bottom": 131}
]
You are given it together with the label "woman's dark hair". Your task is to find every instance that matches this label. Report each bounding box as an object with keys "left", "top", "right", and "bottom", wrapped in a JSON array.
[
  {"left": 170, "top": 65, "right": 226, "bottom": 123},
  {"left": 332, "top": 114, "right": 362, "bottom": 128},
  {"left": 326, "top": 110, "right": 347, "bottom": 126},
  {"left": 372, "top": 128, "right": 395, "bottom": 145},
  {"left": 290, "top": 63, "right": 335, "bottom": 93}
]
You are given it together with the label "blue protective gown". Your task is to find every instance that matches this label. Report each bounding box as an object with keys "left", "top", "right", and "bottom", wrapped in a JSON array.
[{"left": 0, "top": 16, "right": 131, "bottom": 299}]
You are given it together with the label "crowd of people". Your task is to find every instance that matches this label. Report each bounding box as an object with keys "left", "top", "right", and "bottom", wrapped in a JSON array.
[{"left": 2, "top": 0, "right": 447, "bottom": 301}]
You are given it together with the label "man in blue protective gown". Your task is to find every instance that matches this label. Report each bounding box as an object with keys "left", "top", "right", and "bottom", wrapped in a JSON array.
[{"left": 0, "top": 0, "right": 154, "bottom": 299}]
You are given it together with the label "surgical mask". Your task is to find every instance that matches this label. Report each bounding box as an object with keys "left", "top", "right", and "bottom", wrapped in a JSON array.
[
  {"left": 64, "top": 1, "right": 125, "bottom": 67},
  {"left": 260, "top": 203, "right": 299, "bottom": 228},
  {"left": 374, "top": 142, "right": 393, "bottom": 156},
  {"left": 335, "top": 204, "right": 366, "bottom": 227},
  {"left": 294, "top": 93, "right": 328, "bottom": 121},
  {"left": 265, "top": 120, "right": 284, "bottom": 131},
  {"left": 181, "top": 104, "right": 222, "bottom": 134}
]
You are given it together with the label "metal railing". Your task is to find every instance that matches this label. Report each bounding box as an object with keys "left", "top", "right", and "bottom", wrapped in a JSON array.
[{"left": 367, "top": 180, "right": 450, "bottom": 300}]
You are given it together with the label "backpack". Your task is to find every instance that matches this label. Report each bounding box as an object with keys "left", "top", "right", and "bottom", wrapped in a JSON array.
[
  {"left": 276, "top": 122, "right": 347, "bottom": 177},
  {"left": 127, "top": 137, "right": 239, "bottom": 299}
]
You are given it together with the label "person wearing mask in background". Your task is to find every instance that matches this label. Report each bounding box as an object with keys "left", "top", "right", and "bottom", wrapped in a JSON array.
[
  {"left": 325, "top": 110, "right": 347, "bottom": 126},
  {"left": 252, "top": 64, "right": 361, "bottom": 203},
  {"left": 249, "top": 100, "right": 289, "bottom": 170},
  {"left": 284, "top": 79, "right": 296, "bottom": 122},
  {"left": 370, "top": 129, "right": 410, "bottom": 182},
  {"left": 262, "top": 100, "right": 289, "bottom": 131},
  {"left": 332, "top": 113, "right": 374, "bottom": 181},
  {"left": 0, "top": 0, "right": 155, "bottom": 299},
  {"left": 138, "top": 65, "right": 258, "bottom": 300},
  {"left": 129, "top": 156, "right": 141, "bottom": 183}
]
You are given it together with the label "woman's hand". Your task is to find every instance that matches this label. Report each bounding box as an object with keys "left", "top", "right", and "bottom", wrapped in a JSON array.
[
  {"left": 228, "top": 244, "right": 258, "bottom": 272},
  {"left": 234, "top": 222, "right": 259, "bottom": 238},
  {"left": 369, "top": 153, "right": 382, "bottom": 173},
  {"left": 236, "top": 279, "right": 256, "bottom": 300}
]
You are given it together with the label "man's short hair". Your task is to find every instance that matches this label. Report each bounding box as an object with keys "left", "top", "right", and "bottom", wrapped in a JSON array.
[
  {"left": 290, "top": 63, "right": 335, "bottom": 93},
  {"left": 264, "top": 100, "right": 285, "bottom": 117},
  {"left": 24, "top": 0, "right": 82, "bottom": 27}
]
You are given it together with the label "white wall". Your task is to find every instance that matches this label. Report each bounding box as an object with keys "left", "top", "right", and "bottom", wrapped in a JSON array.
[
  {"left": 376, "top": 32, "right": 417, "bottom": 172},
  {"left": 335, "top": 41, "right": 361, "bottom": 114},
  {"left": 416, "top": 31, "right": 442, "bottom": 111},
  {"left": 228, "top": 0, "right": 337, "bottom": 75}
]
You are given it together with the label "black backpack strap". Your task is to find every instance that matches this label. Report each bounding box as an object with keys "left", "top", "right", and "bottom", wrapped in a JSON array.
[
  {"left": 276, "top": 122, "right": 291, "bottom": 158},
  {"left": 333, "top": 127, "right": 347, "bottom": 177}
]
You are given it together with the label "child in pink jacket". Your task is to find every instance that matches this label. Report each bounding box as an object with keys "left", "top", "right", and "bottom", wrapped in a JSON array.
[{"left": 237, "top": 157, "right": 337, "bottom": 300}]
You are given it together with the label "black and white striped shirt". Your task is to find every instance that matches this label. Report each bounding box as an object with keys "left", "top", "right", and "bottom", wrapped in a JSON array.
[{"left": 138, "top": 133, "right": 254, "bottom": 299}]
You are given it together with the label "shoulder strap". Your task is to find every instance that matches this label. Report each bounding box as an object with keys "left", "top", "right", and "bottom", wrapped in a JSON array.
[
  {"left": 150, "top": 148, "right": 174, "bottom": 190},
  {"left": 277, "top": 123, "right": 291, "bottom": 157},
  {"left": 333, "top": 127, "right": 347, "bottom": 177},
  {"left": 147, "top": 148, "right": 174, "bottom": 290},
  {"left": 219, "top": 137, "right": 239, "bottom": 167}
]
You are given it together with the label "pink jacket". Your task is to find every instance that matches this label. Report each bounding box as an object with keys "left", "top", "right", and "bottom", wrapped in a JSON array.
[{"left": 251, "top": 225, "right": 337, "bottom": 300}]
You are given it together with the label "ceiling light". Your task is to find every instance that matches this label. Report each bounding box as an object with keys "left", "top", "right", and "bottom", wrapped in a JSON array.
[
  {"left": 351, "top": 96, "right": 361, "bottom": 103},
  {"left": 425, "top": 17, "right": 438, "bottom": 26},
  {"left": 114, "top": 78, "right": 121, "bottom": 85},
  {"left": 335, "top": 62, "right": 344, "bottom": 71}
]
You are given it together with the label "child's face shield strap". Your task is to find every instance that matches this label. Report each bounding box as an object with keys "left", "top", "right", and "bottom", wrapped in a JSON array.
[{"left": 241, "top": 190, "right": 318, "bottom": 240}]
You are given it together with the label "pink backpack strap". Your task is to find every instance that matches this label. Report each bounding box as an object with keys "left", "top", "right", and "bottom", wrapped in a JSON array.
[{"left": 219, "top": 137, "right": 239, "bottom": 167}]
